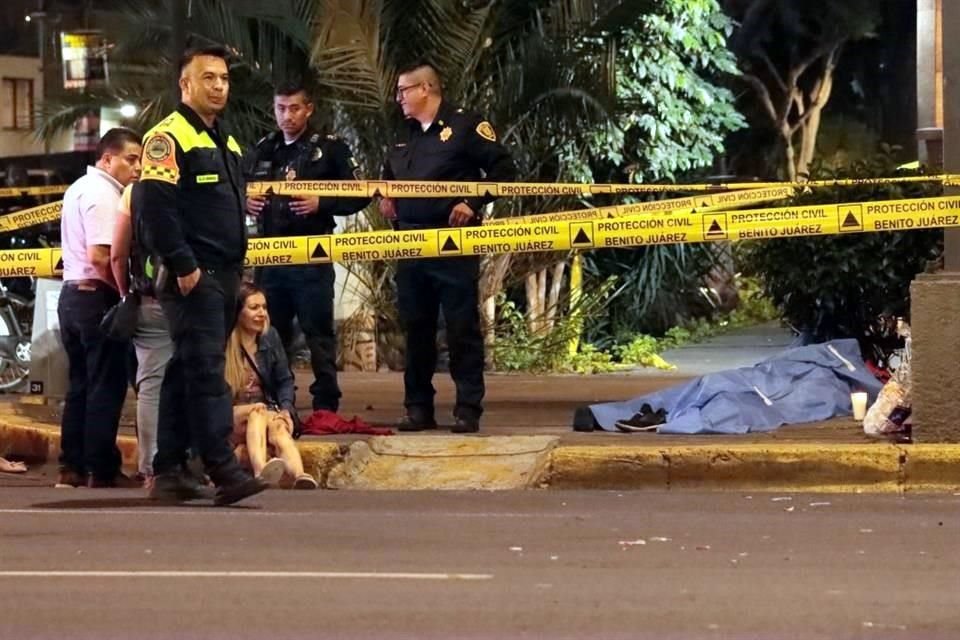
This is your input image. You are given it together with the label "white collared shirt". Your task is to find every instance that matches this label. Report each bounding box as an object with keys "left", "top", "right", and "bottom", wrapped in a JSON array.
[{"left": 60, "top": 166, "right": 124, "bottom": 283}]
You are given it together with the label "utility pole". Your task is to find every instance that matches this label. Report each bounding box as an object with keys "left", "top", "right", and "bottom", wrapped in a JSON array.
[{"left": 911, "top": 0, "right": 960, "bottom": 442}]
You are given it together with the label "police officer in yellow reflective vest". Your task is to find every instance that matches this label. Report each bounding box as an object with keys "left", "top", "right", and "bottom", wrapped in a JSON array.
[
  {"left": 380, "top": 62, "right": 515, "bottom": 433},
  {"left": 136, "top": 46, "right": 267, "bottom": 505}
]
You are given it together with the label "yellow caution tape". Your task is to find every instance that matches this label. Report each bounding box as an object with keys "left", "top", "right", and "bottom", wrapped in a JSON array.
[
  {"left": 484, "top": 186, "right": 796, "bottom": 226},
  {"left": 0, "top": 172, "right": 951, "bottom": 201},
  {"left": 3, "top": 195, "right": 958, "bottom": 277},
  {"left": 0, "top": 185, "right": 69, "bottom": 198},
  {"left": 248, "top": 175, "right": 958, "bottom": 198},
  {"left": 0, "top": 183, "right": 790, "bottom": 234},
  {"left": 0, "top": 174, "right": 949, "bottom": 201},
  {"left": 0, "top": 172, "right": 945, "bottom": 233},
  {"left": 246, "top": 194, "right": 960, "bottom": 265},
  {"left": 0, "top": 247, "right": 61, "bottom": 278},
  {"left": 0, "top": 201, "right": 64, "bottom": 233}
]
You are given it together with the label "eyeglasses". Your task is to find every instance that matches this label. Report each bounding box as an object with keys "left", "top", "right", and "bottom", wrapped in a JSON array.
[{"left": 395, "top": 82, "right": 423, "bottom": 100}]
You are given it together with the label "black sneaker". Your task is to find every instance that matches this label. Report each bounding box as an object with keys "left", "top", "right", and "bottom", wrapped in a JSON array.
[
  {"left": 451, "top": 415, "right": 480, "bottom": 434},
  {"left": 214, "top": 475, "right": 269, "bottom": 507},
  {"left": 149, "top": 471, "right": 216, "bottom": 502},
  {"left": 87, "top": 472, "right": 143, "bottom": 489},
  {"left": 397, "top": 407, "right": 437, "bottom": 432},
  {"left": 55, "top": 468, "right": 86, "bottom": 488},
  {"left": 615, "top": 404, "right": 667, "bottom": 433}
]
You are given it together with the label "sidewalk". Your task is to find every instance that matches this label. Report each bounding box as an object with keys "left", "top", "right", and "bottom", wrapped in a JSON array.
[{"left": 2, "top": 325, "right": 958, "bottom": 492}]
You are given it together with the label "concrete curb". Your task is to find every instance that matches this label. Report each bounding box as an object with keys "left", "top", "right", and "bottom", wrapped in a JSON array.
[{"left": 3, "top": 413, "right": 959, "bottom": 492}]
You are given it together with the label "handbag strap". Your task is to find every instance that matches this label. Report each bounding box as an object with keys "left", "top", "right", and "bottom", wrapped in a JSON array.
[{"left": 241, "top": 344, "right": 279, "bottom": 407}]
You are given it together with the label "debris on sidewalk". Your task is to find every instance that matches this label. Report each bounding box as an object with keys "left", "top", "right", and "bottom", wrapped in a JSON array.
[{"left": 863, "top": 320, "right": 912, "bottom": 442}]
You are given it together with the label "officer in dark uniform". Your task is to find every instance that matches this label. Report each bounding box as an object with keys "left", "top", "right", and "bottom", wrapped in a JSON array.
[
  {"left": 137, "top": 46, "right": 267, "bottom": 505},
  {"left": 246, "top": 82, "right": 370, "bottom": 414},
  {"left": 380, "top": 62, "right": 515, "bottom": 433}
]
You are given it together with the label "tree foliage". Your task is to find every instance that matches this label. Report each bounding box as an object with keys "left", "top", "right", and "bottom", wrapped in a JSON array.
[
  {"left": 724, "top": 0, "right": 880, "bottom": 181},
  {"left": 738, "top": 150, "right": 943, "bottom": 364},
  {"left": 574, "top": 0, "right": 746, "bottom": 183},
  {"left": 35, "top": 0, "right": 748, "bottom": 363}
]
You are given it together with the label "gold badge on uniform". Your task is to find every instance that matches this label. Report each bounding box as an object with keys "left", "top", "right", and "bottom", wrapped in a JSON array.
[
  {"left": 475, "top": 121, "right": 497, "bottom": 142},
  {"left": 439, "top": 126, "right": 453, "bottom": 142},
  {"left": 285, "top": 167, "right": 297, "bottom": 181}
]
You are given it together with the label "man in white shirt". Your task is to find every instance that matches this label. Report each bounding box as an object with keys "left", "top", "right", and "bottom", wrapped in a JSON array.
[{"left": 57, "top": 128, "right": 142, "bottom": 489}]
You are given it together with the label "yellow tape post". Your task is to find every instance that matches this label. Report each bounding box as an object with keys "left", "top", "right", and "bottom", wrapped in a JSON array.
[
  {"left": 484, "top": 186, "right": 796, "bottom": 226},
  {"left": 0, "top": 201, "right": 64, "bottom": 233},
  {"left": 3, "top": 196, "right": 959, "bottom": 277},
  {"left": 247, "top": 175, "right": 958, "bottom": 198},
  {"left": 0, "top": 185, "right": 69, "bottom": 198}
]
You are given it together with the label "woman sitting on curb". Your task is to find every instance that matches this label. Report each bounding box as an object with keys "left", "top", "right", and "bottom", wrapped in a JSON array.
[{"left": 225, "top": 282, "right": 317, "bottom": 490}]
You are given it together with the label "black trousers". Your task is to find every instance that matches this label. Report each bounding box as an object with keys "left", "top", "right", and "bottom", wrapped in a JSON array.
[
  {"left": 153, "top": 268, "right": 243, "bottom": 482},
  {"left": 57, "top": 283, "right": 128, "bottom": 480},
  {"left": 259, "top": 264, "right": 340, "bottom": 411},
  {"left": 396, "top": 256, "right": 484, "bottom": 418}
]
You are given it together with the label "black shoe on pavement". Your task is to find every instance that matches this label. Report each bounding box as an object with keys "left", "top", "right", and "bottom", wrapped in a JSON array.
[
  {"left": 55, "top": 468, "right": 86, "bottom": 488},
  {"left": 87, "top": 472, "right": 143, "bottom": 489},
  {"left": 451, "top": 415, "right": 480, "bottom": 434},
  {"left": 149, "top": 471, "right": 216, "bottom": 502},
  {"left": 397, "top": 407, "right": 437, "bottom": 432},
  {"left": 214, "top": 475, "right": 269, "bottom": 507}
]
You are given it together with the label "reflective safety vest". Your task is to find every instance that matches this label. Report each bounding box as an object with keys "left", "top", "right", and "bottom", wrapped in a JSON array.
[{"left": 139, "top": 104, "right": 247, "bottom": 271}]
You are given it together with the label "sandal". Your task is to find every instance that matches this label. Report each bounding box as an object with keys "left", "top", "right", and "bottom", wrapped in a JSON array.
[
  {"left": 0, "top": 457, "right": 27, "bottom": 474},
  {"left": 293, "top": 473, "right": 318, "bottom": 490}
]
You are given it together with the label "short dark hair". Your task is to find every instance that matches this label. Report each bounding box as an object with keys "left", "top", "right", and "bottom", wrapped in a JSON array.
[
  {"left": 96, "top": 127, "right": 141, "bottom": 159},
  {"left": 178, "top": 45, "right": 231, "bottom": 76},
  {"left": 397, "top": 59, "right": 439, "bottom": 78},
  {"left": 274, "top": 81, "right": 312, "bottom": 101},
  {"left": 396, "top": 60, "right": 443, "bottom": 92}
]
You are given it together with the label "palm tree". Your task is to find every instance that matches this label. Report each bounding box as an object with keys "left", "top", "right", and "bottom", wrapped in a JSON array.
[
  {"left": 38, "top": 0, "right": 315, "bottom": 146},
  {"left": 37, "top": 0, "right": 739, "bottom": 369},
  {"left": 308, "top": 0, "right": 653, "bottom": 366}
]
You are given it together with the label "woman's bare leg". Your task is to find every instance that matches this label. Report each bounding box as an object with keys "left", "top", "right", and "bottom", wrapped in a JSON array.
[
  {"left": 245, "top": 408, "right": 269, "bottom": 476},
  {"left": 267, "top": 417, "right": 305, "bottom": 478}
]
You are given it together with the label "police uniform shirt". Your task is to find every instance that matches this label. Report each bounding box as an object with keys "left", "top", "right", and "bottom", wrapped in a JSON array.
[
  {"left": 248, "top": 130, "right": 369, "bottom": 237},
  {"left": 136, "top": 103, "right": 246, "bottom": 276},
  {"left": 383, "top": 100, "right": 516, "bottom": 229}
]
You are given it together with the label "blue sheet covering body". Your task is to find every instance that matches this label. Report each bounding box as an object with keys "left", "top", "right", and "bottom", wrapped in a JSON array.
[{"left": 590, "top": 339, "right": 883, "bottom": 434}]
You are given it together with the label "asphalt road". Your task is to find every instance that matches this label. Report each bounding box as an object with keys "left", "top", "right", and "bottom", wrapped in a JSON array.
[{"left": 0, "top": 489, "right": 957, "bottom": 639}]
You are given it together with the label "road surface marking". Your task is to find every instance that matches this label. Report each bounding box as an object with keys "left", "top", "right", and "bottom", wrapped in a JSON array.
[
  {"left": 0, "top": 508, "right": 577, "bottom": 518},
  {"left": 0, "top": 571, "right": 493, "bottom": 581}
]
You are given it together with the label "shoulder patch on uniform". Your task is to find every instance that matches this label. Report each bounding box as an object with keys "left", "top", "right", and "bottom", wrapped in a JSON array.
[
  {"left": 475, "top": 121, "right": 497, "bottom": 142},
  {"left": 310, "top": 133, "right": 320, "bottom": 144},
  {"left": 145, "top": 134, "right": 172, "bottom": 162},
  {"left": 140, "top": 132, "right": 179, "bottom": 184},
  {"left": 326, "top": 134, "right": 339, "bottom": 140}
]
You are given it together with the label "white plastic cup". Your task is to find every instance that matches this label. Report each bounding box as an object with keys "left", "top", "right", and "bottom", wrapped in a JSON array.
[{"left": 851, "top": 392, "right": 868, "bottom": 421}]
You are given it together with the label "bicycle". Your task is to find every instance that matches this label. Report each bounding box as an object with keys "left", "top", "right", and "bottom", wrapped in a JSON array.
[{"left": 0, "top": 277, "right": 34, "bottom": 392}]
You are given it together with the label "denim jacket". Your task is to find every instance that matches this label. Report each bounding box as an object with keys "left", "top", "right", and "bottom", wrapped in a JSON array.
[{"left": 254, "top": 327, "right": 297, "bottom": 418}]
